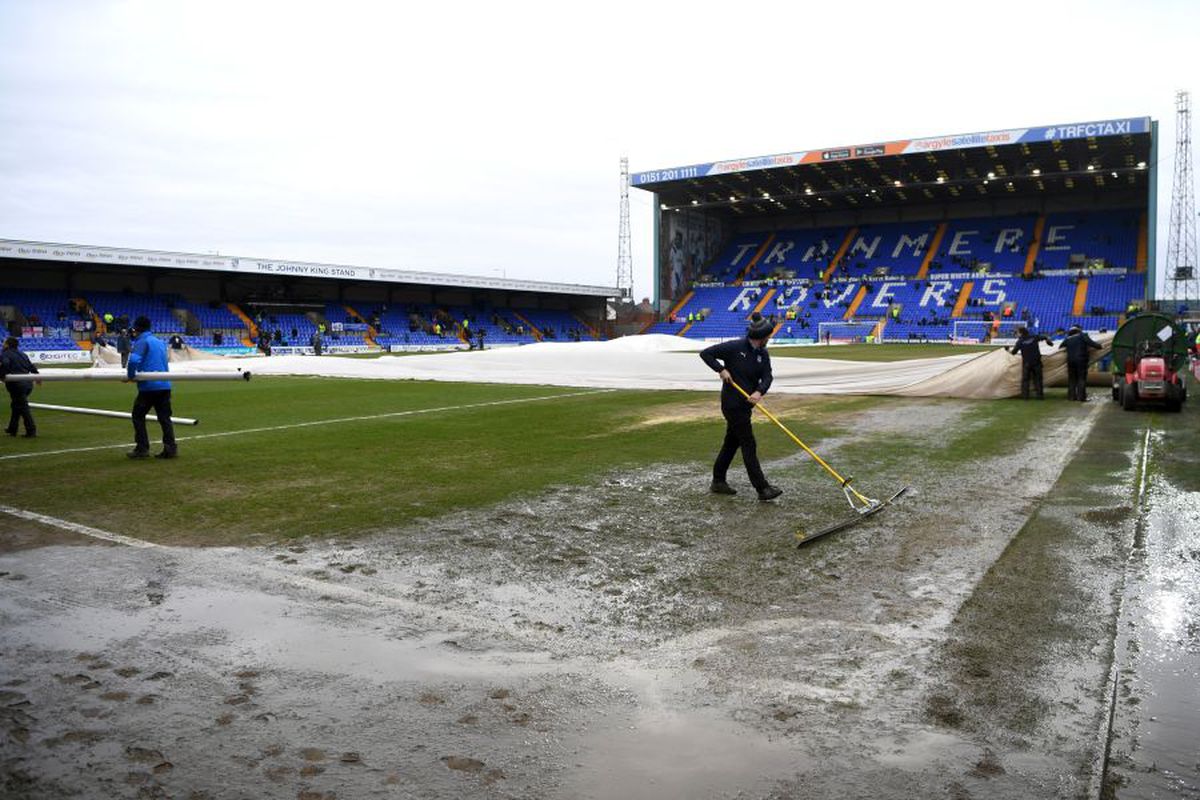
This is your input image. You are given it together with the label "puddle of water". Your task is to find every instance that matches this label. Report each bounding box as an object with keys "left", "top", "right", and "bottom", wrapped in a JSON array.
[
  {"left": 1108, "top": 481, "right": 1200, "bottom": 798},
  {"left": 564, "top": 699, "right": 804, "bottom": 800},
  {"left": 1, "top": 580, "right": 556, "bottom": 683}
]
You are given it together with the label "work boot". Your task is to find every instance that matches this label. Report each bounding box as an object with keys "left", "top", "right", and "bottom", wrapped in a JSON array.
[
  {"left": 155, "top": 449, "right": 177, "bottom": 459},
  {"left": 127, "top": 449, "right": 150, "bottom": 459},
  {"left": 709, "top": 481, "right": 737, "bottom": 495},
  {"left": 757, "top": 485, "right": 783, "bottom": 502}
]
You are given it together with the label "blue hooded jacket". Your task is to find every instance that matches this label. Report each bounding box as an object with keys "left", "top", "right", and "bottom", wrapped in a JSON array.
[{"left": 127, "top": 331, "right": 172, "bottom": 391}]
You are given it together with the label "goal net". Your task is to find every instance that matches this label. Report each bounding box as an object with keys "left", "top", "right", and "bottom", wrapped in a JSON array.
[
  {"left": 952, "top": 319, "right": 1025, "bottom": 344},
  {"left": 817, "top": 320, "right": 881, "bottom": 344}
]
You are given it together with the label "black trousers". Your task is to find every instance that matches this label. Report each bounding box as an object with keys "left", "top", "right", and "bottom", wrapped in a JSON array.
[
  {"left": 5, "top": 388, "right": 35, "bottom": 435},
  {"left": 1020, "top": 361, "right": 1044, "bottom": 399},
  {"left": 132, "top": 390, "right": 176, "bottom": 453},
  {"left": 713, "top": 409, "right": 767, "bottom": 491},
  {"left": 1066, "top": 360, "right": 1089, "bottom": 401}
]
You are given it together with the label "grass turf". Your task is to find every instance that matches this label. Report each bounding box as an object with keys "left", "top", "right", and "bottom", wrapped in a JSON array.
[
  {"left": 8, "top": 362, "right": 1186, "bottom": 547},
  {"left": 2, "top": 378, "right": 872, "bottom": 546}
]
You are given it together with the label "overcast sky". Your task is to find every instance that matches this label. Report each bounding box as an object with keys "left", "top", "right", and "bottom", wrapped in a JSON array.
[{"left": 1, "top": 0, "right": 1197, "bottom": 300}]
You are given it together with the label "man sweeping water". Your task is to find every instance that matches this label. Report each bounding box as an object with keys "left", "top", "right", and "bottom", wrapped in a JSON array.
[{"left": 699, "top": 312, "right": 783, "bottom": 501}]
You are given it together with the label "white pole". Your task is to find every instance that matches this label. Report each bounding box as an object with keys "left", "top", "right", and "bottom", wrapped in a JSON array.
[
  {"left": 4, "top": 371, "right": 251, "bottom": 383},
  {"left": 28, "top": 402, "right": 200, "bottom": 426}
]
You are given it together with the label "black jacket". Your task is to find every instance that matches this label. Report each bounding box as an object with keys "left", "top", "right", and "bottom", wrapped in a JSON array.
[
  {"left": 0, "top": 347, "right": 38, "bottom": 395},
  {"left": 1058, "top": 331, "right": 1102, "bottom": 363},
  {"left": 1009, "top": 334, "right": 1051, "bottom": 365},
  {"left": 700, "top": 337, "right": 773, "bottom": 413}
]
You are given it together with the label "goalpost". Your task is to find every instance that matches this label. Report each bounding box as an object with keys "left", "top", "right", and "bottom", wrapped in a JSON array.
[
  {"left": 951, "top": 319, "right": 1026, "bottom": 344},
  {"left": 817, "top": 320, "right": 882, "bottom": 344}
]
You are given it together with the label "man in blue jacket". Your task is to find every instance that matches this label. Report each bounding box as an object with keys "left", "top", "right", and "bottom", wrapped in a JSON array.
[
  {"left": 125, "top": 316, "right": 176, "bottom": 459},
  {"left": 699, "top": 312, "right": 783, "bottom": 501}
]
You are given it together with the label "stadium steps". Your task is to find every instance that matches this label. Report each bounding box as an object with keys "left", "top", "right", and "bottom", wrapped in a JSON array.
[
  {"left": 915, "top": 224, "right": 947, "bottom": 280},
  {"left": 952, "top": 281, "right": 975, "bottom": 317},
  {"left": 572, "top": 314, "right": 601, "bottom": 340},
  {"left": 1072, "top": 279, "right": 1089, "bottom": 315},
  {"left": 228, "top": 303, "right": 257, "bottom": 338},
  {"left": 511, "top": 311, "right": 544, "bottom": 341},
  {"left": 844, "top": 286, "right": 868, "bottom": 319},
  {"left": 1023, "top": 216, "right": 1046, "bottom": 276},
  {"left": 342, "top": 304, "right": 381, "bottom": 348},
  {"left": 1136, "top": 212, "right": 1148, "bottom": 272},
  {"left": 643, "top": 290, "right": 694, "bottom": 334},
  {"left": 823, "top": 227, "right": 858, "bottom": 282},
  {"left": 733, "top": 235, "right": 775, "bottom": 285},
  {"left": 752, "top": 288, "right": 777, "bottom": 314}
]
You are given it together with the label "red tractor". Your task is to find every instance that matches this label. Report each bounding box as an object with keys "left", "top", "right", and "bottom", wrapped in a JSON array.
[{"left": 1111, "top": 313, "right": 1189, "bottom": 412}]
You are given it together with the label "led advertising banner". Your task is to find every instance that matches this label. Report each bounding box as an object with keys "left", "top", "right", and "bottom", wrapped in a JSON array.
[{"left": 632, "top": 117, "right": 1151, "bottom": 187}]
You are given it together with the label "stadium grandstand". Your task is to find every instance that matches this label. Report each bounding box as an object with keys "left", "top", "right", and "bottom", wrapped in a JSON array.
[
  {"left": 633, "top": 116, "right": 1158, "bottom": 345},
  {"left": 0, "top": 241, "right": 615, "bottom": 363}
]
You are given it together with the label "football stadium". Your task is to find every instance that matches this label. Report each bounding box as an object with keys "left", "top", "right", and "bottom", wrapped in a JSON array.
[{"left": 2, "top": 114, "right": 1199, "bottom": 800}]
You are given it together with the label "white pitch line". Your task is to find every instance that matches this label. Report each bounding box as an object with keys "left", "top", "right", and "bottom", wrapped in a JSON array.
[
  {"left": 0, "top": 504, "right": 161, "bottom": 548},
  {"left": 0, "top": 388, "right": 615, "bottom": 461}
]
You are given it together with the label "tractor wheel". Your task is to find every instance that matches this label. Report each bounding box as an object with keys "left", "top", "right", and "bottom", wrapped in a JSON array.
[{"left": 1122, "top": 382, "right": 1138, "bottom": 411}]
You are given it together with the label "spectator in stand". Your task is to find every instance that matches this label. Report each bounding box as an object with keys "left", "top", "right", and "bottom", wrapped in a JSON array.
[
  {"left": 1009, "top": 326, "right": 1053, "bottom": 400},
  {"left": 1, "top": 337, "right": 39, "bottom": 437},
  {"left": 125, "top": 317, "right": 176, "bottom": 459},
  {"left": 168, "top": 334, "right": 184, "bottom": 350},
  {"left": 309, "top": 330, "right": 323, "bottom": 356}
]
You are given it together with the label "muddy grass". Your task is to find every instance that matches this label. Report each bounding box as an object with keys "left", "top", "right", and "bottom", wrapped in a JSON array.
[{"left": 0, "top": 395, "right": 1186, "bottom": 799}]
